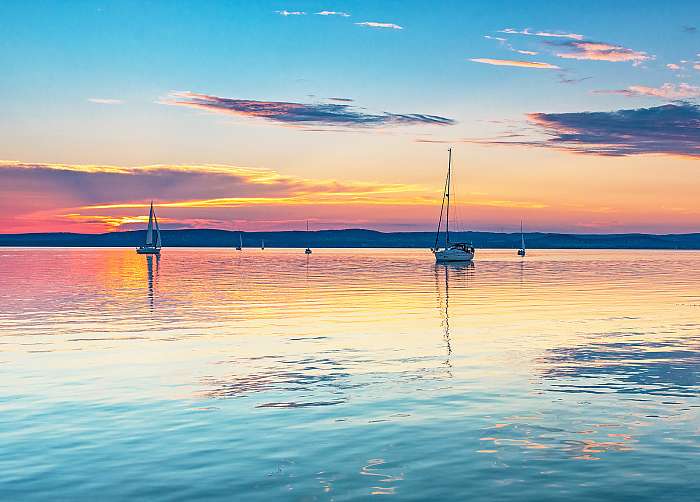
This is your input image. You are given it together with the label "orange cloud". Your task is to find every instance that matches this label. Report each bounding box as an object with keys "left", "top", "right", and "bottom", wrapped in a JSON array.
[
  {"left": 469, "top": 58, "right": 560, "bottom": 69},
  {"left": 555, "top": 42, "right": 651, "bottom": 64}
]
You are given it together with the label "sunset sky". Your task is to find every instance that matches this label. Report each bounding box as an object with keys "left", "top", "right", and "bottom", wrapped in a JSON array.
[{"left": 2, "top": 0, "right": 699, "bottom": 234}]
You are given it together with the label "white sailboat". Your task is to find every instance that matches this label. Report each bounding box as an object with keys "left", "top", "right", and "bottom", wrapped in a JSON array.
[
  {"left": 305, "top": 220, "right": 312, "bottom": 254},
  {"left": 261, "top": 239, "right": 265, "bottom": 250},
  {"left": 137, "top": 201, "right": 162, "bottom": 255},
  {"left": 236, "top": 232, "right": 242, "bottom": 251},
  {"left": 431, "top": 148, "right": 475, "bottom": 263},
  {"left": 517, "top": 220, "right": 526, "bottom": 257}
]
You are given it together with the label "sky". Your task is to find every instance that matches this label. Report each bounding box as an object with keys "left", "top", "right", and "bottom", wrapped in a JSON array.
[{"left": 1, "top": 0, "right": 699, "bottom": 234}]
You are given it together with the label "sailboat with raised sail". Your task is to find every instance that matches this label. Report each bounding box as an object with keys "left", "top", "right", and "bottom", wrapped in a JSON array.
[
  {"left": 137, "top": 201, "right": 162, "bottom": 255},
  {"left": 305, "top": 220, "right": 312, "bottom": 254},
  {"left": 517, "top": 220, "right": 526, "bottom": 257},
  {"left": 236, "top": 232, "right": 243, "bottom": 251},
  {"left": 431, "top": 148, "right": 475, "bottom": 263}
]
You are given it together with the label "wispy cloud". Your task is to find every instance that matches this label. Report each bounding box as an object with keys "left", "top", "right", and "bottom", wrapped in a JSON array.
[
  {"left": 474, "top": 104, "right": 700, "bottom": 158},
  {"left": 161, "top": 91, "right": 455, "bottom": 128},
  {"left": 0, "top": 161, "right": 432, "bottom": 232},
  {"left": 355, "top": 21, "right": 403, "bottom": 30},
  {"left": 88, "top": 98, "right": 124, "bottom": 105},
  {"left": 275, "top": 10, "right": 306, "bottom": 16},
  {"left": 328, "top": 97, "right": 354, "bottom": 102},
  {"left": 553, "top": 41, "right": 651, "bottom": 64},
  {"left": 666, "top": 63, "right": 681, "bottom": 70},
  {"left": 557, "top": 74, "right": 592, "bottom": 84},
  {"left": 484, "top": 35, "right": 538, "bottom": 55},
  {"left": 593, "top": 83, "right": 700, "bottom": 99},
  {"left": 499, "top": 28, "right": 584, "bottom": 40},
  {"left": 315, "top": 11, "right": 350, "bottom": 17},
  {"left": 683, "top": 25, "right": 697, "bottom": 33},
  {"left": 469, "top": 58, "right": 560, "bottom": 69}
]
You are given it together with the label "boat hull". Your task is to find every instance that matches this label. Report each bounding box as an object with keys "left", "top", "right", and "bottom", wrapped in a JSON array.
[
  {"left": 433, "top": 248, "right": 474, "bottom": 262},
  {"left": 137, "top": 247, "right": 161, "bottom": 255},
  {"left": 518, "top": 249, "right": 526, "bottom": 257}
]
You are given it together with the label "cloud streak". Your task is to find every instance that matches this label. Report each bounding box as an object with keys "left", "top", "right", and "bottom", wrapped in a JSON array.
[
  {"left": 469, "top": 58, "right": 560, "bottom": 69},
  {"left": 594, "top": 83, "right": 700, "bottom": 99},
  {"left": 316, "top": 11, "right": 350, "bottom": 17},
  {"left": 499, "top": 28, "right": 584, "bottom": 40},
  {"left": 275, "top": 10, "right": 305, "bottom": 16},
  {"left": 162, "top": 91, "right": 455, "bottom": 128},
  {"left": 355, "top": 21, "right": 403, "bottom": 30},
  {"left": 477, "top": 104, "right": 700, "bottom": 158},
  {"left": 553, "top": 41, "right": 651, "bottom": 64}
]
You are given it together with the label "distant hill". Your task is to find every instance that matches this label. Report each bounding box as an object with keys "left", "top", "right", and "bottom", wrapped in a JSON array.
[{"left": 1, "top": 229, "right": 700, "bottom": 249}]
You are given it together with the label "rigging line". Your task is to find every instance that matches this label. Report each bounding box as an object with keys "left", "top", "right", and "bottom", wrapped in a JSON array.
[{"left": 433, "top": 156, "right": 450, "bottom": 251}]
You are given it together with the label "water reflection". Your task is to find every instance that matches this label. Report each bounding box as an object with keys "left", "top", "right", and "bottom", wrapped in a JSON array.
[
  {"left": 2, "top": 249, "right": 700, "bottom": 500},
  {"left": 145, "top": 254, "right": 159, "bottom": 311}
]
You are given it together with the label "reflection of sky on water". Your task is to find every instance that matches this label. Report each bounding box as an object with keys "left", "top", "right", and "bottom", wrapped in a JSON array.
[{"left": 1, "top": 249, "right": 700, "bottom": 500}]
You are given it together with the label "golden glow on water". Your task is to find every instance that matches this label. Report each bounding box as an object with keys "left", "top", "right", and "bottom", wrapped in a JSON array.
[{"left": 1, "top": 248, "right": 699, "bottom": 499}]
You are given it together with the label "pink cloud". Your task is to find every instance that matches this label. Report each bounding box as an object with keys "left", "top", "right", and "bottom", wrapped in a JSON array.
[
  {"left": 469, "top": 58, "right": 560, "bottom": 69},
  {"left": 555, "top": 41, "right": 651, "bottom": 64},
  {"left": 594, "top": 83, "right": 700, "bottom": 99}
]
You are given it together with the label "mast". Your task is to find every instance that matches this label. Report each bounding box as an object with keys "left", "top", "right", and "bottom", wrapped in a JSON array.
[
  {"left": 145, "top": 201, "right": 154, "bottom": 246},
  {"left": 239, "top": 233, "right": 243, "bottom": 248},
  {"left": 445, "top": 148, "right": 452, "bottom": 246},
  {"left": 520, "top": 220, "right": 525, "bottom": 250},
  {"left": 433, "top": 149, "right": 451, "bottom": 251}
]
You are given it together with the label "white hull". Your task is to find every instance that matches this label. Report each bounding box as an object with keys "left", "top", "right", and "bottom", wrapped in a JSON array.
[{"left": 434, "top": 248, "right": 474, "bottom": 262}]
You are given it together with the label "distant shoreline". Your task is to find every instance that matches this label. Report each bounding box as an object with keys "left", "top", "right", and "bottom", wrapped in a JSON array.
[{"left": 1, "top": 229, "right": 699, "bottom": 250}]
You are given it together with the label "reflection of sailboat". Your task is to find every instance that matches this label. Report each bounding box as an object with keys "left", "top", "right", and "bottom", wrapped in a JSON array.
[
  {"left": 517, "top": 220, "right": 526, "bottom": 257},
  {"left": 432, "top": 149, "right": 475, "bottom": 262},
  {"left": 136, "top": 201, "right": 162, "bottom": 255},
  {"left": 236, "top": 232, "right": 243, "bottom": 251},
  {"left": 434, "top": 261, "right": 474, "bottom": 373},
  {"left": 305, "top": 220, "right": 312, "bottom": 255},
  {"left": 146, "top": 254, "right": 159, "bottom": 310}
]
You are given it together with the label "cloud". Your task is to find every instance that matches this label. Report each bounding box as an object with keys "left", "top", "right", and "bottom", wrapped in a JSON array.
[
  {"left": 328, "top": 97, "right": 354, "bottom": 102},
  {"left": 355, "top": 21, "right": 403, "bottom": 30},
  {"left": 553, "top": 41, "right": 651, "bottom": 64},
  {"left": 275, "top": 10, "right": 305, "bottom": 16},
  {"left": 316, "top": 11, "right": 350, "bottom": 17},
  {"left": 161, "top": 91, "right": 455, "bottom": 128},
  {"left": 469, "top": 58, "right": 560, "bottom": 69},
  {"left": 0, "top": 161, "right": 433, "bottom": 232},
  {"left": 666, "top": 63, "right": 681, "bottom": 70},
  {"left": 593, "top": 83, "right": 700, "bottom": 99},
  {"left": 683, "top": 25, "right": 697, "bottom": 33},
  {"left": 557, "top": 74, "right": 592, "bottom": 84},
  {"left": 499, "top": 28, "right": 584, "bottom": 40},
  {"left": 484, "top": 35, "right": 538, "bottom": 55},
  {"left": 88, "top": 98, "right": 124, "bottom": 105},
  {"left": 496, "top": 104, "right": 700, "bottom": 158}
]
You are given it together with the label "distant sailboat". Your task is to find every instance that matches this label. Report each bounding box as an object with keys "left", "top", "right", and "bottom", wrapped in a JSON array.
[
  {"left": 431, "top": 149, "right": 475, "bottom": 263},
  {"left": 517, "top": 220, "right": 526, "bottom": 257},
  {"left": 305, "top": 220, "right": 312, "bottom": 254},
  {"left": 136, "top": 201, "right": 162, "bottom": 255},
  {"left": 261, "top": 239, "right": 265, "bottom": 250},
  {"left": 236, "top": 232, "right": 242, "bottom": 251}
]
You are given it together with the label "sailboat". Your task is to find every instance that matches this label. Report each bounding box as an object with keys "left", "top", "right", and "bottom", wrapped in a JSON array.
[
  {"left": 236, "top": 233, "right": 242, "bottom": 251},
  {"left": 261, "top": 239, "right": 265, "bottom": 250},
  {"left": 305, "top": 220, "right": 312, "bottom": 254},
  {"left": 517, "top": 220, "right": 526, "bottom": 257},
  {"left": 431, "top": 149, "right": 475, "bottom": 262},
  {"left": 136, "top": 201, "right": 162, "bottom": 255}
]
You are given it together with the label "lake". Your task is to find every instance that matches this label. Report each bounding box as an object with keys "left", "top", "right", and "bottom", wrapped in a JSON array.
[{"left": 1, "top": 248, "right": 698, "bottom": 500}]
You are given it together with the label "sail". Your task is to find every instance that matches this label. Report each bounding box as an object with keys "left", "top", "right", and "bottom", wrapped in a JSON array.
[
  {"left": 145, "top": 202, "right": 154, "bottom": 246},
  {"left": 239, "top": 233, "right": 243, "bottom": 247},
  {"left": 154, "top": 209, "right": 162, "bottom": 248},
  {"left": 520, "top": 221, "right": 525, "bottom": 249}
]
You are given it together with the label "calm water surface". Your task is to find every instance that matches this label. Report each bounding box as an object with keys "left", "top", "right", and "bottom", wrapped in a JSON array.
[{"left": 1, "top": 248, "right": 699, "bottom": 500}]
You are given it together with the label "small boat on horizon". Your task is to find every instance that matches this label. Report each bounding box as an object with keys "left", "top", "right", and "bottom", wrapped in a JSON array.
[
  {"left": 305, "top": 220, "right": 312, "bottom": 255},
  {"left": 236, "top": 232, "right": 242, "bottom": 251},
  {"left": 431, "top": 148, "right": 475, "bottom": 263},
  {"left": 261, "top": 239, "right": 265, "bottom": 250},
  {"left": 517, "top": 220, "right": 526, "bottom": 257},
  {"left": 136, "top": 201, "right": 162, "bottom": 255}
]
